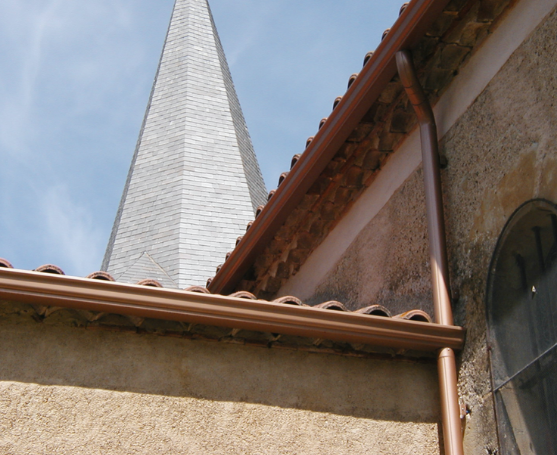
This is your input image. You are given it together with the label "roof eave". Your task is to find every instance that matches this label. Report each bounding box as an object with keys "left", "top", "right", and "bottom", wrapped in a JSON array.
[
  {"left": 209, "top": 0, "right": 451, "bottom": 295},
  {"left": 0, "top": 268, "right": 465, "bottom": 351}
]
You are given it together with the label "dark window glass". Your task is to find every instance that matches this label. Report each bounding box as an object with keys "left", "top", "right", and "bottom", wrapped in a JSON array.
[{"left": 487, "top": 200, "right": 557, "bottom": 455}]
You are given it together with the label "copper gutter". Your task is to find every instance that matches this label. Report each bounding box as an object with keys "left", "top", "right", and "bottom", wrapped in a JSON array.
[
  {"left": 0, "top": 268, "right": 464, "bottom": 351},
  {"left": 209, "top": 0, "right": 451, "bottom": 295},
  {"left": 396, "top": 50, "right": 463, "bottom": 455}
]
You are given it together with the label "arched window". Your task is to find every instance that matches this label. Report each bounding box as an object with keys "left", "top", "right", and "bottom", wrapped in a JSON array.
[{"left": 487, "top": 199, "right": 557, "bottom": 454}]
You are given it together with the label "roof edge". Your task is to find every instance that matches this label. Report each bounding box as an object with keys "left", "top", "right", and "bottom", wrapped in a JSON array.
[
  {"left": 0, "top": 268, "right": 464, "bottom": 351},
  {"left": 208, "top": 0, "right": 451, "bottom": 295}
]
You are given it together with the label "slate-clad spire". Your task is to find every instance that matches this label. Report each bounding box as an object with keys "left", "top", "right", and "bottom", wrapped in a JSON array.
[{"left": 102, "top": 0, "right": 266, "bottom": 288}]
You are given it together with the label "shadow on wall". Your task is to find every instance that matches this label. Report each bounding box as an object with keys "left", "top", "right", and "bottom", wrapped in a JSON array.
[
  {"left": 307, "top": 169, "right": 433, "bottom": 316},
  {"left": 0, "top": 313, "right": 439, "bottom": 424}
]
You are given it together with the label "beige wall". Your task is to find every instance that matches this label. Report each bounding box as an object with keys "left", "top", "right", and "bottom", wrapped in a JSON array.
[
  {"left": 301, "top": 5, "right": 557, "bottom": 454},
  {"left": 0, "top": 312, "right": 441, "bottom": 454}
]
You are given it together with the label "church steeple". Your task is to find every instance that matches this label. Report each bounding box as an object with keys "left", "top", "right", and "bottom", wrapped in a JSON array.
[{"left": 102, "top": 0, "right": 266, "bottom": 288}]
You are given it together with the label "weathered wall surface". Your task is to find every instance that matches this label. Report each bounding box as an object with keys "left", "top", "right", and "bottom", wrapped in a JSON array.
[
  {"left": 0, "top": 314, "right": 440, "bottom": 455},
  {"left": 306, "top": 5, "right": 557, "bottom": 454},
  {"left": 307, "top": 168, "right": 432, "bottom": 316}
]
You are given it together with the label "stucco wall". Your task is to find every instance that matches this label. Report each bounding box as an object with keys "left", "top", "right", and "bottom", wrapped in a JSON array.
[
  {"left": 0, "top": 313, "right": 441, "bottom": 454},
  {"left": 305, "top": 5, "right": 557, "bottom": 455}
]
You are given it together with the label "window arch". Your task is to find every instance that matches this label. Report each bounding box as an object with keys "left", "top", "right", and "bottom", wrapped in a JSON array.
[{"left": 486, "top": 199, "right": 557, "bottom": 454}]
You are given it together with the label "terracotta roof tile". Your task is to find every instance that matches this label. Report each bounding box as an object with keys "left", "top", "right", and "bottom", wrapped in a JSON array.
[
  {"left": 86, "top": 271, "right": 115, "bottom": 281},
  {"left": 363, "top": 51, "right": 374, "bottom": 66},
  {"left": 278, "top": 172, "right": 289, "bottom": 187},
  {"left": 347, "top": 73, "right": 358, "bottom": 89},
  {"left": 395, "top": 310, "right": 432, "bottom": 323},
  {"left": 0, "top": 258, "right": 13, "bottom": 268},
  {"left": 255, "top": 205, "right": 265, "bottom": 218},
  {"left": 136, "top": 279, "right": 163, "bottom": 287},
  {"left": 273, "top": 295, "right": 305, "bottom": 306},
  {"left": 34, "top": 264, "right": 65, "bottom": 275},
  {"left": 229, "top": 291, "right": 257, "bottom": 300},
  {"left": 183, "top": 285, "right": 210, "bottom": 294},
  {"left": 315, "top": 301, "right": 348, "bottom": 312},
  {"left": 355, "top": 305, "right": 392, "bottom": 317}
]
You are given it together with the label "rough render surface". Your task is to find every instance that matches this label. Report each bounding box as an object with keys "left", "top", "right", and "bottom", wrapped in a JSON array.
[
  {"left": 307, "top": 168, "right": 432, "bottom": 316},
  {"left": 0, "top": 317, "right": 441, "bottom": 454},
  {"left": 304, "top": 5, "right": 557, "bottom": 454},
  {"left": 102, "top": 0, "right": 266, "bottom": 288}
]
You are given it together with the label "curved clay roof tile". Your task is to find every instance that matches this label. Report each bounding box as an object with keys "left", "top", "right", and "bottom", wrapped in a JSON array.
[
  {"left": 306, "top": 136, "right": 314, "bottom": 148},
  {"left": 34, "top": 264, "right": 65, "bottom": 275},
  {"left": 273, "top": 295, "right": 304, "bottom": 306},
  {"left": 136, "top": 279, "right": 163, "bottom": 288},
  {"left": 86, "top": 271, "right": 115, "bottom": 281},
  {"left": 319, "top": 118, "right": 328, "bottom": 130},
  {"left": 332, "top": 96, "right": 343, "bottom": 110},
  {"left": 363, "top": 51, "right": 374, "bottom": 67},
  {"left": 278, "top": 172, "right": 289, "bottom": 187},
  {"left": 347, "top": 73, "right": 358, "bottom": 89},
  {"left": 229, "top": 291, "right": 257, "bottom": 299},
  {"left": 399, "top": 2, "right": 409, "bottom": 15},
  {"left": 355, "top": 304, "right": 392, "bottom": 317},
  {"left": 291, "top": 154, "right": 301, "bottom": 169},
  {"left": 267, "top": 189, "right": 276, "bottom": 201},
  {"left": 395, "top": 310, "right": 432, "bottom": 323},
  {"left": 184, "top": 285, "right": 211, "bottom": 294},
  {"left": 0, "top": 258, "right": 14, "bottom": 268},
  {"left": 255, "top": 205, "right": 265, "bottom": 218},
  {"left": 235, "top": 236, "right": 244, "bottom": 246},
  {"left": 245, "top": 221, "right": 253, "bottom": 232},
  {"left": 206, "top": 277, "right": 213, "bottom": 288},
  {"left": 315, "top": 301, "right": 348, "bottom": 311},
  {"left": 381, "top": 28, "right": 391, "bottom": 41}
]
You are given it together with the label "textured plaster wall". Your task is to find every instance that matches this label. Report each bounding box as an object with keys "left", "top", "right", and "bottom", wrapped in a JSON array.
[
  {"left": 0, "top": 315, "right": 441, "bottom": 455},
  {"left": 307, "top": 167, "right": 432, "bottom": 316},
  {"left": 307, "top": 6, "right": 557, "bottom": 454}
]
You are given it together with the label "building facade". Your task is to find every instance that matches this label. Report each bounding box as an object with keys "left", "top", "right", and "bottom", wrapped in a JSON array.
[{"left": 1, "top": 0, "right": 556, "bottom": 453}]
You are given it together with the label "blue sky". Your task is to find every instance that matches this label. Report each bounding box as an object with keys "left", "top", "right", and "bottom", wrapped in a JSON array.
[{"left": 0, "top": 0, "right": 401, "bottom": 276}]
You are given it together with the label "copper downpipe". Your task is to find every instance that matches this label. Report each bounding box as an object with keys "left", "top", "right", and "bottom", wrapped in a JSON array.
[{"left": 396, "top": 50, "right": 464, "bottom": 455}]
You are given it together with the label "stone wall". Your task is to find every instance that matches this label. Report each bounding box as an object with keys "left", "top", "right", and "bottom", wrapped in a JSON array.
[
  {"left": 0, "top": 314, "right": 440, "bottom": 454},
  {"left": 305, "top": 5, "right": 557, "bottom": 454}
]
